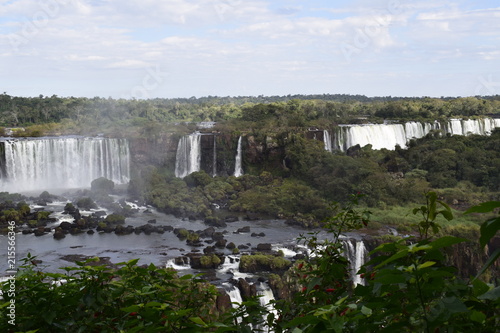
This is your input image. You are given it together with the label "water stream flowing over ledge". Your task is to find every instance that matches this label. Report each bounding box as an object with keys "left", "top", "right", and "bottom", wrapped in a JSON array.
[{"left": 0, "top": 136, "right": 130, "bottom": 193}]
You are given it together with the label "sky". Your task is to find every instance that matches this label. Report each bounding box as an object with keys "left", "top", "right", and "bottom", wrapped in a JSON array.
[{"left": 0, "top": 0, "right": 499, "bottom": 99}]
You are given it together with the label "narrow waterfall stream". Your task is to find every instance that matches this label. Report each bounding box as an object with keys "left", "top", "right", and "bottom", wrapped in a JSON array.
[{"left": 234, "top": 136, "right": 244, "bottom": 177}]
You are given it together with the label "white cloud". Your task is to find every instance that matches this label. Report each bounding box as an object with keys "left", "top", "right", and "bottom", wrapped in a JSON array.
[{"left": 0, "top": 0, "right": 498, "bottom": 98}]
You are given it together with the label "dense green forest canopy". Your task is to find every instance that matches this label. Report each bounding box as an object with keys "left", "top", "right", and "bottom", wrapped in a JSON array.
[{"left": 1, "top": 93, "right": 499, "bottom": 135}]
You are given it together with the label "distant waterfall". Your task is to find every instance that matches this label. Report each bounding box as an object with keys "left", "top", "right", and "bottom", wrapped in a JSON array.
[
  {"left": 224, "top": 284, "right": 243, "bottom": 308},
  {"left": 323, "top": 130, "right": 332, "bottom": 152},
  {"left": 234, "top": 136, "right": 244, "bottom": 177},
  {"left": 334, "top": 118, "right": 500, "bottom": 151},
  {"left": 175, "top": 133, "right": 201, "bottom": 178},
  {"left": 257, "top": 282, "right": 276, "bottom": 333},
  {"left": 0, "top": 137, "right": 130, "bottom": 192},
  {"left": 212, "top": 135, "right": 217, "bottom": 177},
  {"left": 342, "top": 239, "right": 367, "bottom": 286}
]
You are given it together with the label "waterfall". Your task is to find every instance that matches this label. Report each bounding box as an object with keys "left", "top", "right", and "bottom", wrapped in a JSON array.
[
  {"left": 175, "top": 132, "right": 201, "bottom": 178},
  {"left": 323, "top": 130, "right": 332, "bottom": 152},
  {"left": 333, "top": 118, "right": 500, "bottom": 152},
  {"left": 342, "top": 239, "right": 367, "bottom": 286},
  {"left": 212, "top": 135, "right": 217, "bottom": 177},
  {"left": 224, "top": 284, "right": 244, "bottom": 308},
  {"left": 257, "top": 282, "right": 276, "bottom": 333},
  {"left": 0, "top": 137, "right": 130, "bottom": 192},
  {"left": 344, "top": 124, "right": 408, "bottom": 150},
  {"left": 234, "top": 136, "right": 244, "bottom": 177}
]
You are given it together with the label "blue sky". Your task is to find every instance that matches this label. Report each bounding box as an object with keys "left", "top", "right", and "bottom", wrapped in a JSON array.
[{"left": 0, "top": 0, "right": 499, "bottom": 98}]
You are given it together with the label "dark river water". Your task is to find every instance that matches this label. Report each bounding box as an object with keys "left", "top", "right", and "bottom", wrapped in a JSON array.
[{"left": 0, "top": 198, "right": 310, "bottom": 277}]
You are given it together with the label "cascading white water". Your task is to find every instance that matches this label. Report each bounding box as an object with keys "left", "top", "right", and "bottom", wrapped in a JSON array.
[
  {"left": 0, "top": 137, "right": 130, "bottom": 192},
  {"left": 225, "top": 284, "right": 244, "bottom": 308},
  {"left": 234, "top": 136, "right": 244, "bottom": 177},
  {"left": 212, "top": 135, "right": 217, "bottom": 177},
  {"left": 344, "top": 124, "right": 408, "bottom": 150},
  {"left": 175, "top": 132, "right": 201, "bottom": 178},
  {"left": 342, "top": 239, "right": 367, "bottom": 286},
  {"left": 256, "top": 282, "right": 276, "bottom": 333},
  {"left": 323, "top": 130, "right": 332, "bottom": 152},
  {"left": 334, "top": 118, "right": 500, "bottom": 152}
]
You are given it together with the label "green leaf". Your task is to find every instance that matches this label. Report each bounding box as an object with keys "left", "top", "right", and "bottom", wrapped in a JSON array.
[
  {"left": 428, "top": 236, "right": 467, "bottom": 250},
  {"left": 190, "top": 317, "right": 207, "bottom": 326},
  {"left": 442, "top": 297, "right": 467, "bottom": 313},
  {"left": 408, "top": 243, "right": 432, "bottom": 253},
  {"left": 472, "top": 278, "right": 490, "bottom": 297},
  {"left": 479, "top": 217, "right": 500, "bottom": 248},
  {"left": 470, "top": 310, "right": 486, "bottom": 323},
  {"left": 464, "top": 201, "right": 500, "bottom": 214},
  {"left": 373, "top": 272, "right": 407, "bottom": 284},
  {"left": 474, "top": 248, "right": 500, "bottom": 280},
  {"left": 375, "top": 249, "right": 409, "bottom": 269},
  {"left": 127, "top": 258, "right": 140, "bottom": 266},
  {"left": 417, "top": 261, "right": 436, "bottom": 270},
  {"left": 121, "top": 305, "right": 142, "bottom": 313},
  {"left": 145, "top": 301, "right": 163, "bottom": 308},
  {"left": 361, "top": 306, "right": 372, "bottom": 316},
  {"left": 478, "top": 286, "right": 500, "bottom": 301}
]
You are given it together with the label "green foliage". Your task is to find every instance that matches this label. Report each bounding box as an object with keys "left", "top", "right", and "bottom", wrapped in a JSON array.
[
  {"left": 274, "top": 194, "right": 499, "bottom": 333},
  {"left": 76, "top": 197, "right": 98, "bottom": 210},
  {"left": 412, "top": 191, "right": 453, "bottom": 239},
  {"left": 199, "top": 254, "right": 222, "bottom": 268},
  {"left": 0, "top": 256, "right": 230, "bottom": 332},
  {"left": 104, "top": 213, "right": 126, "bottom": 224},
  {"left": 464, "top": 201, "right": 500, "bottom": 279},
  {"left": 239, "top": 254, "right": 292, "bottom": 273}
]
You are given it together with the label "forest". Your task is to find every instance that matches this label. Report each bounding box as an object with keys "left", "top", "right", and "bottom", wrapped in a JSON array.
[{"left": 0, "top": 93, "right": 499, "bottom": 332}]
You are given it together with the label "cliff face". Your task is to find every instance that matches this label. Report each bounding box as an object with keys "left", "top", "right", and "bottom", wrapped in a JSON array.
[
  {"left": 128, "top": 132, "right": 288, "bottom": 177},
  {"left": 128, "top": 133, "right": 178, "bottom": 168}
]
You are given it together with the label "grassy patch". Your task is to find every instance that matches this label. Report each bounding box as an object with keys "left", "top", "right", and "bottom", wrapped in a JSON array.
[{"left": 369, "top": 204, "right": 484, "bottom": 236}]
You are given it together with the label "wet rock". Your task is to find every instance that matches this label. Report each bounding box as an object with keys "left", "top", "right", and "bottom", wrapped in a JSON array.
[
  {"left": 216, "top": 289, "right": 232, "bottom": 312},
  {"left": 34, "top": 227, "right": 46, "bottom": 236},
  {"left": 238, "top": 244, "right": 249, "bottom": 250},
  {"left": 251, "top": 232, "right": 266, "bottom": 237},
  {"left": 238, "top": 278, "right": 257, "bottom": 300},
  {"left": 87, "top": 230, "right": 95, "bottom": 235},
  {"left": 199, "top": 227, "right": 215, "bottom": 238},
  {"left": 256, "top": 243, "right": 272, "bottom": 251},
  {"left": 147, "top": 219, "right": 157, "bottom": 224},
  {"left": 236, "top": 226, "right": 251, "bottom": 233},
  {"left": 59, "top": 221, "right": 73, "bottom": 230},
  {"left": 215, "top": 239, "right": 227, "bottom": 248},
  {"left": 212, "top": 232, "right": 225, "bottom": 241},
  {"left": 53, "top": 230, "right": 66, "bottom": 239},
  {"left": 226, "top": 242, "right": 236, "bottom": 250},
  {"left": 245, "top": 212, "right": 261, "bottom": 221},
  {"left": 203, "top": 246, "right": 216, "bottom": 254},
  {"left": 69, "top": 228, "right": 83, "bottom": 235},
  {"left": 204, "top": 216, "right": 227, "bottom": 228},
  {"left": 224, "top": 216, "right": 239, "bottom": 223}
]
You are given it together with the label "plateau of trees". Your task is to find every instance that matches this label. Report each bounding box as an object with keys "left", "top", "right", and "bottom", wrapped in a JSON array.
[{"left": 1, "top": 93, "right": 499, "bottom": 137}]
